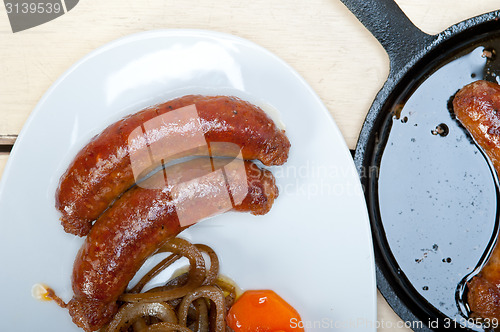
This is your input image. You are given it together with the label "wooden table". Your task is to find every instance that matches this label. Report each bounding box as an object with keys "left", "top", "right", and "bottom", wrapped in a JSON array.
[{"left": 1, "top": 0, "right": 499, "bottom": 330}]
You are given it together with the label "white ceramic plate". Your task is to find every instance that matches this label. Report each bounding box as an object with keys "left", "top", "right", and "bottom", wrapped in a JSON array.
[{"left": 0, "top": 30, "right": 375, "bottom": 331}]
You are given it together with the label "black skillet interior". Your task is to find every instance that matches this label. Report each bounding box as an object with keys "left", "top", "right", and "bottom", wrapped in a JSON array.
[{"left": 340, "top": 0, "right": 500, "bottom": 331}]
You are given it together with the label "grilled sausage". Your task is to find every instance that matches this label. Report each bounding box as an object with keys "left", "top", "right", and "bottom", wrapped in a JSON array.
[
  {"left": 67, "top": 158, "right": 278, "bottom": 331},
  {"left": 56, "top": 95, "right": 290, "bottom": 236},
  {"left": 453, "top": 80, "right": 500, "bottom": 321}
]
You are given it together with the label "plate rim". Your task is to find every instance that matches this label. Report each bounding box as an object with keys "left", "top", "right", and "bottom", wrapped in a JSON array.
[{"left": 0, "top": 29, "right": 376, "bottom": 331}]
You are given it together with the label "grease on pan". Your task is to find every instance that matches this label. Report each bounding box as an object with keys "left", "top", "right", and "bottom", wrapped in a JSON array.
[{"left": 373, "top": 40, "right": 500, "bottom": 331}]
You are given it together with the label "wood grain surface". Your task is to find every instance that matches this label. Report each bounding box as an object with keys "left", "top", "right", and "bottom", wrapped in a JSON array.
[
  {"left": 1, "top": 0, "right": 499, "bottom": 330},
  {"left": 0, "top": 154, "right": 7, "bottom": 178},
  {"left": 1, "top": 0, "right": 498, "bottom": 148}
]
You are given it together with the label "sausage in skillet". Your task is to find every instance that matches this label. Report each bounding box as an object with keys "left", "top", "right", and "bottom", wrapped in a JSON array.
[{"left": 453, "top": 80, "right": 500, "bottom": 321}]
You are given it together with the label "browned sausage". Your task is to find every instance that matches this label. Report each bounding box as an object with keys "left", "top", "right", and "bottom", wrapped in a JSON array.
[
  {"left": 67, "top": 158, "right": 278, "bottom": 331},
  {"left": 453, "top": 80, "right": 500, "bottom": 321},
  {"left": 56, "top": 95, "right": 290, "bottom": 236}
]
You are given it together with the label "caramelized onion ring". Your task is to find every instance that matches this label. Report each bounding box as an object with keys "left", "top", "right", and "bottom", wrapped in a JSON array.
[
  {"left": 215, "top": 279, "right": 237, "bottom": 309},
  {"left": 104, "top": 302, "right": 177, "bottom": 332},
  {"left": 195, "top": 244, "right": 219, "bottom": 286},
  {"left": 134, "top": 243, "right": 219, "bottom": 296},
  {"left": 130, "top": 253, "right": 182, "bottom": 294},
  {"left": 144, "top": 322, "right": 193, "bottom": 332},
  {"left": 177, "top": 286, "right": 226, "bottom": 331},
  {"left": 120, "top": 238, "right": 206, "bottom": 303},
  {"left": 192, "top": 298, "right": 209, "bottom": 332},
  {"left": 105, "top": 239, "right": 234, "bottom": 331}
]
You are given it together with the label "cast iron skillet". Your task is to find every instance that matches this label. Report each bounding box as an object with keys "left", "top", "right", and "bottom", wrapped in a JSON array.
[{"left": 341, "top": 0, "right": 500, "bottom": 331}]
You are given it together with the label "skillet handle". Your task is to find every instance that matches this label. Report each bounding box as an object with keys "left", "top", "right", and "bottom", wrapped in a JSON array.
[{"left": 340, "top": 0, "right": 436, "bottom": 76}]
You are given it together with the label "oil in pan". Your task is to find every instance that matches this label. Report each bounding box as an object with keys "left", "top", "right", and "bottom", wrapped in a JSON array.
[{"left": 373, "top": 40, "right": 500, "bottom": 331}]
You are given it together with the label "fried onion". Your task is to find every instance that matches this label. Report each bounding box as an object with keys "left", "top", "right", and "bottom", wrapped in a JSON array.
[
  {"left": 177, "top": 286, "right": 226, "bottom": 332},
  {"left": 120, "top": 238, "right": 206, "bottom": 303},
  {"left": 102, "top": 237, "right": 235, "bottom": 332},
  {"left": 104, "top": 302, "right": 177, "bottom": 331}
]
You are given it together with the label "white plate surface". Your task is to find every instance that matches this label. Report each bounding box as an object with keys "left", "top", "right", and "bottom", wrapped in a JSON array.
[{"left": 0, "top": 30, "right": 375, "bottom": 331}]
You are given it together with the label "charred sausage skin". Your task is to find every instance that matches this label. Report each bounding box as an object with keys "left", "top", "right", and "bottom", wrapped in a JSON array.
[
  {"left": 56, "top": 95, "right": 290, "bottom": 236},
  {"left": 454, "top": 80, "right": 500, "bottom": 321},
  {"left": 454, "top": 81, "right": 500, "bottom": 171},
  {"left": 67, "top": 159, "right": 278, "bottom": 331}
]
